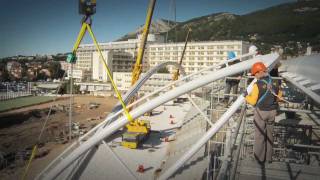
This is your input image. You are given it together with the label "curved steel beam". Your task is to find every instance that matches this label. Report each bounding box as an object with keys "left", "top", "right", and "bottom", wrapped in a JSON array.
[
  {"left": 159, "top": 54, "right": 279, "bottom": 179},
  {"left": 281, "top": 73, "right": 320, "bottom": 105},
  {"left": 41, "top": 53, "right": 279, "bottom": 180},
  {"left": 111, "top": 61, "right": 186, "bottom": 113},
  {"left": 36, "top": 52, "right": 257, "bottom": 179}
]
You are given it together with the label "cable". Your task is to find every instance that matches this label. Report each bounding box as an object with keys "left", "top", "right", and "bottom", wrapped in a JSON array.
[{"left": 22, "top": 70, "right": 68, "bottom": 180}]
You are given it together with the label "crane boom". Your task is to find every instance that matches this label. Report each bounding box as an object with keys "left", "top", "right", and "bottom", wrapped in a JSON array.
[
  {"left": 131, "top": 0, "right": 156, "bottom": 86},
  {"left": 122, "top": 0, "right": 156, "bottom": 149},
  {"left": 173, "top": 27, "right": 192, "bottom": 81}
]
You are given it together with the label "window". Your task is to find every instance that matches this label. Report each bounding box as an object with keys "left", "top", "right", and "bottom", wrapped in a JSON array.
[
  {"left": 218, "top": 51, "right": 224, "bottom": 55},
  {"left": 217, "top": 45, "right": 224, "bottom": 49},
  {"left": 227, "top": 45, "right": 234, "bottom": 49}
]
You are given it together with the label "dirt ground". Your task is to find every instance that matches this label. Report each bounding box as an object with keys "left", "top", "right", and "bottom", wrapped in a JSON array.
[{"left": 0, "top": 95, "right": 118, "bottom": 180}]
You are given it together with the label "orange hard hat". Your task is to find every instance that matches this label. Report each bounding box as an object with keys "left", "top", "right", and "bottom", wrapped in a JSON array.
[{"left": 251, "top": 62, "right": 267, "bottom": 75}]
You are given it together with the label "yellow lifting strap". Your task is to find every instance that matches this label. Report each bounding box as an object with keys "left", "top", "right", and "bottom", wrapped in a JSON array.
[
  {"left": 72, "top": 23, "right": 87, "bottom": 53},
  {"left": 85, "top": 23, "right": 133, "bottom": 121},
  {"left": 21, "top": 145, "right": 38, "bottom": 180},
  {"left": 22, "top": 22, "right": 133, "bottom": 180}
]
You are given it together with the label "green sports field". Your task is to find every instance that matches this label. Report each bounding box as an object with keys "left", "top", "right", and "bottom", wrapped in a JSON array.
[{"left": 0, "top": 96, "right": 54, "bottom": 112}]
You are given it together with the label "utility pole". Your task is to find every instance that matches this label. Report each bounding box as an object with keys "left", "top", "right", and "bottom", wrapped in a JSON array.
[{"left": 69, "top": 64, "right": 73, "bottom": 141}]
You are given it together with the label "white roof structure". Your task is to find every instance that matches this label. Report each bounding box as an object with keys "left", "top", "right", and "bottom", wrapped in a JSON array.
[{"left": 36, "top": 53, "right": 320, "bottom": 180}]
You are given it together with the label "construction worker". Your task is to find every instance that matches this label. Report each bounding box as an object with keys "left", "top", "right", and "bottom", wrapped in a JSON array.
[
  {"left": 223, "top": 51, "right": 242, "bottom": 107},
  {"left": 243, "top": 62, "right": 282, "bottom": 164}
]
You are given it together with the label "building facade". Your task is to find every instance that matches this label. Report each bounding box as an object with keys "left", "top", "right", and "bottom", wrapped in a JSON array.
[
  {"left": 113, "top": 72, "right": 172, "bottom": 93},
  {"left": 73, "top": 35, "right": 250, "bottom": 94},
  {"left": 147, "top": 40, "right": 250, "bottom": 74},
  {"left": 73, "top": 34, "right": 164, "bottom": 82},
  {"left": 67, "top": 69, "right": 91, "bottom": 82}
]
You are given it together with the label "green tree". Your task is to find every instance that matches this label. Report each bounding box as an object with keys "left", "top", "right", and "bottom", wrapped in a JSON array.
[
  {"left": 158, "top": 67, "right": 170, "bottom": 74},
  {"left": 48, "top": 61, "right": 63, "bottom": 79},
  {"left": 59, "top": 79, "right": 80, "bottom": 95}
]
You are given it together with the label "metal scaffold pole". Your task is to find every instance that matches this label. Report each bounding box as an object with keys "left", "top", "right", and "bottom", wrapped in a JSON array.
[{"left": 69, "top": 63, "right": 73, "bottom": 141}]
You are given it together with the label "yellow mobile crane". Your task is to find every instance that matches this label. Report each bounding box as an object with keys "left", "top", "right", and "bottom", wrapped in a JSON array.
[{"left": 121, "top": 0, "right": 156, "bottom": 149}]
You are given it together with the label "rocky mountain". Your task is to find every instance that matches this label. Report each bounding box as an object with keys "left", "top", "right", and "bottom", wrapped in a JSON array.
[
  {"left": 117, "top": 19, "right": 179, "bottom": 41},
  {"left": 118, "top": 0, "right": 320, "bottom": 55},
  {"left": 165, "top": 0, "right": 320, "bottom": 54}
]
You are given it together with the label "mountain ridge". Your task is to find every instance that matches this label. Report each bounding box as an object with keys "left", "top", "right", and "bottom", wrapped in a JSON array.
[{"left": 119, "top": 0, "right": 320, "bottom": 55}]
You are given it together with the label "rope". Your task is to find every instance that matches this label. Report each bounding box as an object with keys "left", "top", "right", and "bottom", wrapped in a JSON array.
[
  {"left": 256, "top": 74, "right": 291, "bottom": 107},
  {"left": 256, "top": 75, "right": 272, "bottom": 106},
  {"left": 21, "top": 145, "right": 38, "bottom": 180},
  {"left": 22, "top": 70, "right": 69, "bottom": 180}
]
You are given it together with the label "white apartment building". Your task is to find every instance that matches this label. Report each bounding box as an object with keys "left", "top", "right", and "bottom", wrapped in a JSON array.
[
  {"left": 75, "top": 40, "right": 137, "bottom": 82},
  {"left": 73, "top": 34, "right": 250, "bottom": 95},
  {"left": 76, "top": 82, "right": 112, "bottom": 96},
  {"left": 66, "top": 69, "right": 91, "bottom": 82},
  {"left": 113, "top": 72, "right": 172, "bottom": 93},
  {"left": 92, "top": 51, "right": 112, "bottom": 82},
  {"left": 147, "top": 40, "right": 250, "bottom": 74},
  {"left": 73, "top": 34, "right": 164, "bottom": 82},
  {"left": 111, "top": 40, "right": 249, "bottom": 93}
]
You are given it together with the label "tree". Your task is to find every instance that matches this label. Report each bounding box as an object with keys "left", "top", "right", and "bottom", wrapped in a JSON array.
[
  {"left": 48, "top": 61, "right": 62, "bottom": 79},
  {"left": 59, "top": 79, "right": 80, "bottom": 95},
  {"left": 158, "top": 67, "right": 170, "bottom": 74}
]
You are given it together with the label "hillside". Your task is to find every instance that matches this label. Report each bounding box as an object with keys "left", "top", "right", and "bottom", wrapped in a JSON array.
[
  {"left": 117, "top": 19, "right": 179, "bottom": 41},
  {"left": 119, "top": 0, "right": 320, "bottom": 55},
  {"left": 165, "top": 0, "right": 320, "bottom": 54}
]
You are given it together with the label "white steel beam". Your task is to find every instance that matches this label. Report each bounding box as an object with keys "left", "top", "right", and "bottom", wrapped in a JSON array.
[
  {"left": 281, "top": 73, "right": 320, "bottom": 105},
  {"left": 159, "top": 80, "right": 255, "bottom": 180},
  {"left": 39, "top": 53, "right": 279, "bottom": 180}
]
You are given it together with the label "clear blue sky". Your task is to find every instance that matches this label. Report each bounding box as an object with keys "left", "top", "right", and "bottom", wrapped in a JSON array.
[{"left": 0, "top": 0, "right": 295, "bottom": 58}]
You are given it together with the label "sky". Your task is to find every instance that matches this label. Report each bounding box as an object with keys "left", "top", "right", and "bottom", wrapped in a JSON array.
[{"left": 0, "top": 0, "right": 296, "bottom": 58}]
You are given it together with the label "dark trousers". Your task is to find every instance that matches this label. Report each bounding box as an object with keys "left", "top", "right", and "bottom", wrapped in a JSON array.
[
  {"left": 254, "top": 108, "right": 277, "bottom": 162},
  {"left": 224, "top": 81, "right": 239, "bottom": 102}
]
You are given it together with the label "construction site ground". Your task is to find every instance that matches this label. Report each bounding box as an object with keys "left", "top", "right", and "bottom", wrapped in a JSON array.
[
  {"left": 0, "top": 95, "right": 118, "bottom": 180},
  {"left": 53, "top": 99, "right": 210, "bottom": 180}
]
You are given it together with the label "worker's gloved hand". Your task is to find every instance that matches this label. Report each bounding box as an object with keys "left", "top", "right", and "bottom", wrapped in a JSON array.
[{"left": 242, "top": 90, "right": 248, "bottom": 97}]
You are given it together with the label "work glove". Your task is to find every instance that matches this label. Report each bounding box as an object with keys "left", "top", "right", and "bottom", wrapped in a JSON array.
[{"left": 242, "top": 90, "right": 248, "bottom": 97}]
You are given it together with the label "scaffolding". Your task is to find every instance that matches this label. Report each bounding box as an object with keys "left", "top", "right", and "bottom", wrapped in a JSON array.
[{"left": 207, "top": 75, "right": 320, "bottom": 180}]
